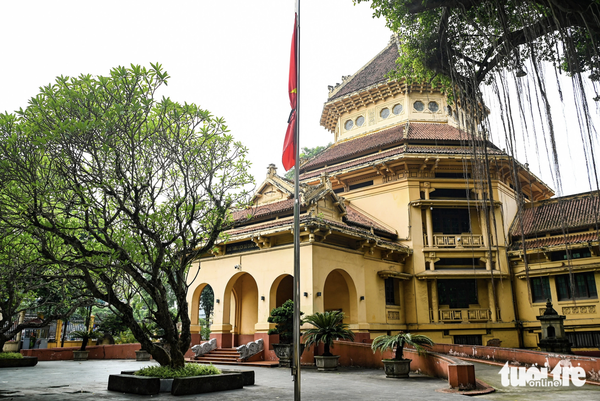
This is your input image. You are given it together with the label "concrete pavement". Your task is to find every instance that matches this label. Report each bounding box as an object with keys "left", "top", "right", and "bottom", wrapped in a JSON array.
[
  {"left": 0, "top": 359, "right": 464, "bottom": 400},
  {"left": 0, "top": 359, "right": 598, "bottom": 400}
]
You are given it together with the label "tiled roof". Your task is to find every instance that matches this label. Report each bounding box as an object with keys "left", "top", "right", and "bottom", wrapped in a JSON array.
[
  {"left": 510, "top": 232, "right": 599, "bottom": 251},
  {"left": 405, "top": 145, "right": 504, "bottom": 155},
  {"left": 299, "top": 146, "right": 405, "bottom": 180},
  {"left": 407, "top": 123, "right": 473, "bottom": 141},
  {"left": 345, "top": 205, "right": 396, "bottom": 236},
  {"left": 228, "top": 214, "right": 404, "bottom": 247},
  {"left": 329, "top": 41, "right": 399, "bottom": 101},
  {"left": 232, "top": 198, "right": 295, "bottom": 222},
  {"left": 230, "top": 198, "right": 396, "bottom": 238},
  {"left": 301, "top": 123, "right": 501, "bottom": 174},
  {"left": 301, "top": 125, "right": 405, "bottom": 171},
  {"left": 509, "top": 192, "right": 600, "bottom": 237}
]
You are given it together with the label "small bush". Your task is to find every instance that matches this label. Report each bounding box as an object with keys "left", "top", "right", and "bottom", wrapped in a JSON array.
[
  {"left": 0, "top": 352, "right": 23, "bottom": 359},
  {"left": 135, "top": 363, "right": 221, "bottom": 379}
]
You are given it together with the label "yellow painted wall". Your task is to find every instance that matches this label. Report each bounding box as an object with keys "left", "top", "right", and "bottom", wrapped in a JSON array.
[
  {"left": 233, "top": 273, "right": 258, "bottom": 335},
  {"left": 345, "top": 180, "right": 412, "bottom": 239}
]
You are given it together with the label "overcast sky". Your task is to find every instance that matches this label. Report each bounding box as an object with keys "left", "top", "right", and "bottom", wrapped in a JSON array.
[{"left": 1, "top": 0, "right": 598, "bottom": 197}]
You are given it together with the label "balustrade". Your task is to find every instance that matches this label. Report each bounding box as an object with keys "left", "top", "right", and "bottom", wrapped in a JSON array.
[{"left": 430, "top": 234, "right": 484, "bottom": 248}]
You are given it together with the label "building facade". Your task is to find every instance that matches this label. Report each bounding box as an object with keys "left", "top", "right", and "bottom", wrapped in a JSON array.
[{"left": 187, "top": 38, "right": 600, "bottom": 352}]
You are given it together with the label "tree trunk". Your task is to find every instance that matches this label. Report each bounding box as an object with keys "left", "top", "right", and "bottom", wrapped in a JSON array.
[{"left": 395, "top": 344, "right": 404, "bottom": 360}]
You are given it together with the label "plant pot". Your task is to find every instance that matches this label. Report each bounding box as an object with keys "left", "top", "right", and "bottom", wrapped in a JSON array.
[
  {"left": 272, "top": 343, "right": 305, "bottom": 368},
  {"left": 382, "top": 358, "right": 411, "bottom": 378},
  {"left": 0, "top": 356, "right": 37, "bottom": 368},
  {"left": 2, "top": 342, "right": 19, "bottom": 352},
  {"left": 314, "top": 355, "right": 340, "bottom": 371},
  {"left": 73, "top": 350, "right": 89, "bottom": 361},
  {"left": 135, "top": 349, "right": 151, "bottom": 361}
]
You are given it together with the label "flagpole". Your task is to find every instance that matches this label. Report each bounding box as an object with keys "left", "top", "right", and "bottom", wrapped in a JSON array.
[{"left": 292, "top": 0, "right": 301, "bottom": 400}]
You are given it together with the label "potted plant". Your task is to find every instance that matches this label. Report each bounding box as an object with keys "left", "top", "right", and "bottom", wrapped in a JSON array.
[
  {"left": 371, "top": 331, "right": 434, "bottom": 378},
  {"left": 267, "top": 300, "right": 304, "bottom": 367},
  {"left": 303, "top": 310, "right": 354, "bottom": 371},
  {"left": 70, "top": 329, "right": 100, "bottom": 361}
]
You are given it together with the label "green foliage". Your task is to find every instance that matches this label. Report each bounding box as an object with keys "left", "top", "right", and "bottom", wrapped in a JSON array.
[
  {"left": 267, "top": 299, "right": 303, "bottom": 344},
  {"left": 371, "top": 332, "right": 434, "bottom": 361},
  {"left": 135, "top": 363, "right": 221, "bottom": 378},
  {"left": 0, "top": 63, "right": 254, "bottom": 368},
  {"left": 302, "top": 311, "right": 354, "bottom": 356},
  {"left": 356, "top": 0, "right": 600, "bottom": 97},
  {"left": 284, "top": 144, "right": 331, "bottom": 179},
  {"left": 114, "top": 329, "right": 137, "bottom": 344},
  {"left": 95, "top": 312, "right": 129, "bottom": 336},
  {"left": 199, "top": 286, "right": 214, "bottom": 324},
  {"left": 70, "top": 330, "right": 101, "bottom": 339},
  {"left": 199, "top": 318, "right": 211, "bottom": 341},
  {"left": 0, "top": 352, "right": 23, "bottom": 359},
  {"left": 0, "top": 224, "right": 83, "bottom": 352}
]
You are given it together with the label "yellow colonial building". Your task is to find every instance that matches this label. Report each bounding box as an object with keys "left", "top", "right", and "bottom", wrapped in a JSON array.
[{"left": 187, "top": 38, "right": 600, "bottom": 354}]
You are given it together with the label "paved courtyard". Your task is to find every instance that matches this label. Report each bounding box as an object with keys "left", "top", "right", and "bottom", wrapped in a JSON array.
[{"left": 0, "top": 359, "right": 598, "bottom": 400}]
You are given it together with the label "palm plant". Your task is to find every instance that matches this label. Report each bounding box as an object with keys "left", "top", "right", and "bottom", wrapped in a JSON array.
[
  {"left": 303, "top": 311, "right": 354, "bottom": 356},
  {"left": 371, "top": 332, "right": 434, "bottom": 360}
]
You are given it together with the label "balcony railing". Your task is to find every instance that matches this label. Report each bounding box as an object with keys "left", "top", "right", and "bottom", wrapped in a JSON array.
[
  {"left": 431, "top": 308, "right": 493, "bottom": 322},
  {"left": 430, "top": 234, "right": 484, "bottom": 248}
]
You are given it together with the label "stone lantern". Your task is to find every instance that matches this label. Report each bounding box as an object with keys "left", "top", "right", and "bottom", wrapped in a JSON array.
[{"left": 536, "top": 300, "right": 571, "bottom": 353}]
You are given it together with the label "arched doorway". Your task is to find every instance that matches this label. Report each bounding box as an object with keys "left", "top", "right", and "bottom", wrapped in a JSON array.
[
  {"left": 198, "top": 285, "right": 214, "bottom": 340},
  {"left": 323, "top": 269, "right": 358, "bottom": 324},
  {"left": 269, "top": 274, "right": 294, "bottom": 310},
  {"left": 224, "top": 272, "right": 259, "bottom": 346},
  {"left": 190, "top": 283, "right": 209, "bottom": 327}
]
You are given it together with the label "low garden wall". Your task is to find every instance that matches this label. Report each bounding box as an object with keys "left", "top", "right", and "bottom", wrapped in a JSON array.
[
  {"left": 21, "top": 344, "right": 142, "bottom": 361},
  {"left": 21, "top": 343, "right": 196, "bottom": 361},
  {"left": 331, "top": 340, "right": 476, "bottom": 389},
  {"left": 430, "top": 343, "right": 600, "bottom": 384}
]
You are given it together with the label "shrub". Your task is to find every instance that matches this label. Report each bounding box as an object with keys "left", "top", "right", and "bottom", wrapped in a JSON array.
[
  {"left": 371, "top": 332, "right": 434, "bottom": 360},
  {"left": 0, "top": 352, "right": 23, "bottom": 359},
  {"left": 303, "top": 311, "right": 354, "bottom": 356},
  {"left": 114, "top": 329, "right": 137, "bottom": 344},
  {"left": 135, "top": 363, "right": 221, "bottom": 378},
  {"left": 267, "top": 299, "right": 303, "bottom": 344}
]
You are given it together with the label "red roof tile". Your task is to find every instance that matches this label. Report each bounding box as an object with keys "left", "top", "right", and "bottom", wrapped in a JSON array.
[
  {"left": 510, "top": 232, "right": 599, "bottom": 251},
  {"left": 301, "top": 123, "right": 501, "bottom": 174},
  {"left": 299, "top": 146, "right": 405, "bottom": 180},
  {"left": 407, "top": 123, "right": 473, "bottom": 141},
  {"left": 329, "top": 42, "right": 399, "bottom": 101},
  {"left": 405, "top": 145, "right": 504, "bottom": 155},
  {"left": 228, "top": 214, "right": 402, "bottom": 244},
  {"left": 301, "top": 125, "right": 405, "bottom": 171},
  {"left": 510, "top": 192, "right": 600, "bottom": 237},
  {"left": 232, "top": 198, "right": 295, "bottom": 222},
  {"left": 345, "top": 205, "right": 396, "bottom": 236}
]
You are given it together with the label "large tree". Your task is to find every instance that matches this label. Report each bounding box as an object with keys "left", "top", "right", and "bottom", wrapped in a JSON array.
[
  {"left": 356, "top": 1, "right": 600, "bottom": 100},
  {"left": 0, "top": 64, "right": 253, "bottom": 367}
]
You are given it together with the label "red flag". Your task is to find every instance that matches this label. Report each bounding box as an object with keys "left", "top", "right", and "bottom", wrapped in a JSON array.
[{"left": 282, "top": 14, "right": 297, "bottom": 171}]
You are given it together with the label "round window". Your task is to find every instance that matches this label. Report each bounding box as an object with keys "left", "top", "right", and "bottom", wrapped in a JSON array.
[
  {"left": 413, "top": 101, "right": 425, "bottom": 111},
  {"left": 356, "top": 116, "right": 365, "bottom": 127},
  {"left": 344, "top": 119, "right": 354, "bottom": 130},
  {"left": 428, "top": 101, "right": 439, "bottom": 112},
  {"left": 392, "top": 104, "right": 403, "bottom": 115},
  {"left": 380, "top": 108, "right": 390, "bottom": 119}
]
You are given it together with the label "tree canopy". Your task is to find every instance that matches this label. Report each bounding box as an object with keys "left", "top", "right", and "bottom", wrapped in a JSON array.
[
  {"left": 357, "top": 0, "right": 600, "bottom": 99},
  {"left": 0, "top": 64, "right": 253, "bottom": 367}
]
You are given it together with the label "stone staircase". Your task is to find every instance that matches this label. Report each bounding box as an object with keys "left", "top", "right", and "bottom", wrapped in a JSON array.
[
  {"left": 192, "top": 348, "right": 240, "bottom": 365},
  {"left": 188, "top": 347, "right": 279, "bottom": 367}
]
